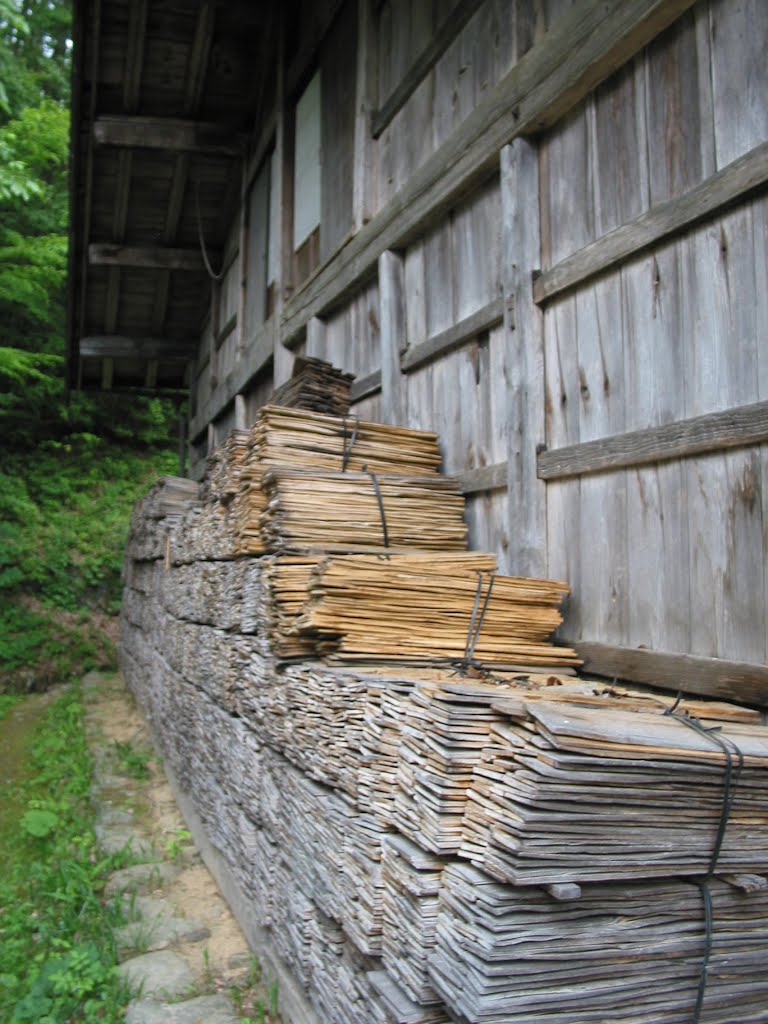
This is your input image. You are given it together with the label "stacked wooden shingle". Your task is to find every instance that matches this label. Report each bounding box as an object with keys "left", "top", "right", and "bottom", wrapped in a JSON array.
[
  {"left": 202, "top": 428, "right": 250, "bottom": 505},
  {"left": 461, "top": 699, "right": 768, "bottom": 885},
  {"left": 431, "top": 864, "right": 768, "bottom": 1024},
  {"left": 381, "top": 835, "right": 448, "bottom": 1007},
  {"left": 233, "top": 404, "right": 444, "bottom": 556},
  {"left": 269, "top": 355, "right": 355, "bottom": 416},
  {"left": 120, "top": 393, "right": 768, "bottom": 1024}
]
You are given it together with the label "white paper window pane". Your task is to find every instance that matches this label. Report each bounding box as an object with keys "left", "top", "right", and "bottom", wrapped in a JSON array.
[{"left": 293, "top": 70, "right": 321, "bottom": 250}]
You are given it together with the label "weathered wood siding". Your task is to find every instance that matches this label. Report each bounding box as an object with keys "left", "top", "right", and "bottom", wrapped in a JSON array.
[
  {"left": 189, "top": 0, "right": 767, "bottom": 683},
  {"left": 376, "top": 0, "right": 570, "bottom": 207},
  {"left": 541, "top": 0, "right": 768, "bottom": 663}
]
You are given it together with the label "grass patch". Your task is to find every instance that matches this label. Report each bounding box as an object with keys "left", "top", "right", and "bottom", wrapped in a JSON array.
[
  {"left": 111, "top": 739, "right": 152, "bottom": 781},
  {"left": 0, "top": 685, "right": 133, "bottom": 1022},
  {"left": 0, "top": 442, "right": 176, "bottom": 693},
  {"left": 0, "top": 694, "right": 22, "bottom": 721}
]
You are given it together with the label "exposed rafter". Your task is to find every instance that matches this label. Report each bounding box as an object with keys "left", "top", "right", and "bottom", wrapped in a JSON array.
[
  {"left": 104, "top": 148, "right": 133, "bottom": 333},
  {"left": 123, "top": 0, "right": 149, "bottom": 112},
  {"left": 88, "top": 244, "right": 214, "bottom": 271},
  {"left": 69, "top": 0, "right": 275, "bottom": 396},
  {"left": 152, "top": 1, "right": 220, "bottom": 338},
  {"left": 100, "top": 0, "right": 148, "bottom": 350},
  {"left": 79, "top": 335, "right": 195, "bottom": 361},
  {"left": 94, "top": 115, "right": 245, "bottom": 155}
]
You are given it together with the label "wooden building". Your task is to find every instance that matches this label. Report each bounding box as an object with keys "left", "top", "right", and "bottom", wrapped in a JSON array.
[
  {"left": 69, "top": 0, "right": 768, "bottom": 763},
  {"left": 70, "top": 3, "right": 768, "bottom": 1019}
]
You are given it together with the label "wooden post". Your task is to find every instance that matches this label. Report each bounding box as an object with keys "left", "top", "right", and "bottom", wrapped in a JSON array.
[
  {"left": 501, "top": 138, "right": 547, "bottom": 577},
  {"left": 237, "top": 160, "right": 249, "bottom": 359},
  {"left": 353, "top": 0, "right": 376, "bottom": 230},
  {"left": 305, "top": 315, "right": 326, "bottom": 358},
  {"left": 378, "top": 248, "right": 405, "bottom": 424},
  {"left": 273, "top": 13, "right": 294, "bottom": 388},
  {"left": 235, "top": 393, "right": 247, "bottom": 430}
]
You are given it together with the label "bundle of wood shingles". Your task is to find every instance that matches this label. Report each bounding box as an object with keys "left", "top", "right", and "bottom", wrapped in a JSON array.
[
  {"left": 202, "top": 428, "right": 250, "bottom": 505},
  {"left": 431, "top": 865, "right": 768, "bottom": 1023},
  {"left": 462, "top": 698, "right": 768, "bottom": 884},
  {"left": 415, "top": 682, "right": 768, "bottom": 1024},
  {"left": 142, "top": 475, "right": 200, "bottom": 519},
  {"left": 269, "top": 355, "right": 355, "bottom": 415},
  {"left": 233, "top": 404, "right": 445, "bottom": 556}
]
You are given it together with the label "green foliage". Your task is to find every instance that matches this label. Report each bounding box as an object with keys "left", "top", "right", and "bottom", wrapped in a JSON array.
[
  {"left": 0, "top": 0, "right": 180, "bottom": 687},
  {"left": 0, "top": 687, "right": 131, "bottom": 1022},
  {"left": 162, "top": 827, "right": 192, "bottom": 861},
  {"left": 20, "top": 807, "right": 59, "bottom": 837},
  {"left": 0, "top": 0, "right": 71, "bottom": 116},
  {"left": 0, "top": 442, "right": 176, "bottom": 686},
  {"left": 0, "top": 344, "right": 61, "bottom": 383},
  {"left": 111, "top": 740, "right": 152, "bottom": 781},
  {"left": 0, "top": 693, "right": 21, "bottom": 720},
  {"left": 0, "top": 229, "right": 68, "bottom": 321}
]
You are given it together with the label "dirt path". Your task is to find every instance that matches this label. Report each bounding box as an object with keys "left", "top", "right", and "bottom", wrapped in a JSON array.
[{"left": 82, "top": 671, "right": 279, "bottom": 1022}]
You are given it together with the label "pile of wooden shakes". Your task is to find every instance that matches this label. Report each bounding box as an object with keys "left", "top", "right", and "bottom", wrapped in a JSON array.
[
  {"left": 120, "top": 390, "right": 768, "bottom": 1024},
  {"left": 269, "top": 355, "right": 355, "bottom": 415}
]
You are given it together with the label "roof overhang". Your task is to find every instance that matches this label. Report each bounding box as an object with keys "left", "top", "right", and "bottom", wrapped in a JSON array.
[{"left": 67, "top": 0, "right": 279, "bottom": 396}]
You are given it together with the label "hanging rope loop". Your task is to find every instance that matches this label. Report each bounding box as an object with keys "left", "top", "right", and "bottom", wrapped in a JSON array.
[{"left": 195, "top": 180, "right": 226, "bottom": 282}]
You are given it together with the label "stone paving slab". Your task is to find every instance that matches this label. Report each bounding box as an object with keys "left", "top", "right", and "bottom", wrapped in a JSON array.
[
  {"left": 85, "top": 671, "right": 262, "bottom": 1021},
  {"left": 124, "top": 993, "right": 240, "bottom": 1024},
  {"left": 94, "top": 823, "right": 156, "bottom": 859},
  {"left": 105, "top": 861, "right": 181, "bottom": 897},
  {"left": 118, "top": 949, "right": 196, "bottom": 999},
  {"left": 116, "top": 895, "right": 211, "bottom": 955}
]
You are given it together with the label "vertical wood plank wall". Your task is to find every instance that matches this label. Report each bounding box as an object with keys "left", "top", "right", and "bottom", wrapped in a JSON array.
[
  {"left": 191, "top": 0, "right": 768, "bottom": 674},
  {"left": 540, "top": 1, "right": 768, "bottom": 662}
]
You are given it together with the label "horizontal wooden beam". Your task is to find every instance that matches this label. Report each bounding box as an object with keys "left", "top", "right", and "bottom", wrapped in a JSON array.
[
  {"left": 371, "top": 0, "right": 486, "bottom": 139},
  {"left": 535, "top": 140, "right": 768, "bottom": 304},
  {"left": 538, "top": 400, "right": 768, "bottom": 480},
  {"left": 571, "top": 641, "right": 768, "bottom": 708},
  {"left": 80, "top": 335, "right": 195, "bottom": 361},
  {"left": 457, "top": 462, "right": 506, "bottom": 495},
  {"left": 216, "top": 313, "right": 238, "bottom": 348},
  {"left": 190, "top": 318, "right": 276, "bottom": 440},
  {"left": 89, "top": 243, "right": 214, "bottom": 272},
  {"left": 401, "top": 297, "right": 504, "bottom": 373},
  {"left": 93, "top": 116, "right": 246, "bottom": 155},
  {"left": 82, "top": 383, "right": 189, "bottom": 398},
  {"left": 349, "top": 369, "right": 381, "bottom": 403}
]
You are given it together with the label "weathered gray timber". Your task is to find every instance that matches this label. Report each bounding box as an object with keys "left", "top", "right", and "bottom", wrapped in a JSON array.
[
  {"left": 572, "top": 642, "right": 768, "bottom": 708},
  {"left": 400, "top": 298, "right": 504, "bottom": 375},
  {"left": 79, "top": 336, "right": 194, "bottom": 361},
  {"left": 93, "top": 116, "right": 246, "bottom": 155},
  {"left": 120, "top": 467, "right": 768, "bottom": 1024},
  {"left": 534, "top": 139, "right": 768, "bottom": 303},
  {"left": 431, "top": 864, "right": 768, "bottom": 1024},
  {"left": 279, "top": 0, "right": 697, "bottom": 345},
  {"left": 538, "top": 400, "right": 768, "bottom": 479}
]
